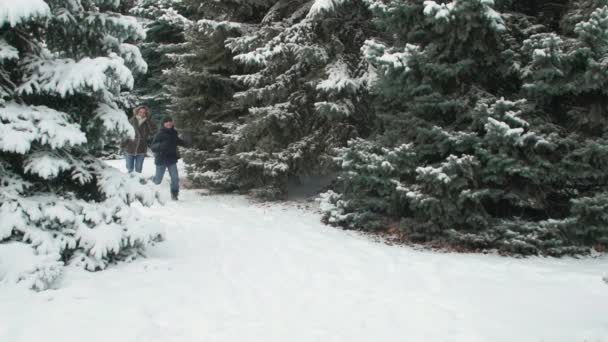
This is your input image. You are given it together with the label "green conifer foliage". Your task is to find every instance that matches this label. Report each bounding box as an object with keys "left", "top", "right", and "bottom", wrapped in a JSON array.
[
  {"left": 130, "top": 0, "right": 193, "bottom": 119},
  {"left": 163, "top": 0, "right": 271, "bottom": 193},
  {"left": 323, "top": 0, "right": 608, "bottom": 255},
  {"left": 179, "top": 0, "right": 374, "bottom": 199}
]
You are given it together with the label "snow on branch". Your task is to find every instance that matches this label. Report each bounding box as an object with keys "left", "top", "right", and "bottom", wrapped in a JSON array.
[
  {"left": 83, "top": 12, "right": 146, "bottom": 41},
  {"left": 423, "top": 0, "right": 505, "bottom": 31},
  {"left": 101, "top": 35, "right": 148, "bottom": 74},
  {"left": 93, "top": 103, "right": 135, "bottom": 139},
  {"left": 363, "top": 39, "right": 419, "bottom": 73},
  {"left": 484, "top": 118, "right": 525, "bottom": 144},
  {"left": 317, "top": 60, "right": 362, "bottom": 94},
  {"left": 415, "top": 154, "right": 477, "bottom": 186},
  {"left": 196, "top": 19, "right": 241, "bottom": 30},
  {"left": 119, "top": 43, "right": 148, "bottom": 73},
  {"left": 0, "top": 102, "right": 86, "bottom": 154},
  {"left": 423, "top": 0, "right": 455, "bottom": 20},
  {"left": 307, "top": 0, "right": 352, "bottom": 19},
  {"left": 0, "top": 39, "right": 18, "bottom": 61},
  {"left": 17, "top": 54, "right": 134, "bottom": 97},
  {"left": 0, "top": 160, "right": 32, "bottom": 197},
  {"left": 93, "top": 161, "right": 163, "bottom": 206},
  {"left": 159, "top": 8, "right": 192, "bottom": 29},
  {"left": 574, "top": 6, "right": 608, "bottom": 44},
  {"left": 314, "top": 99, "right": 355, "bottom": 118},
  {"left": 24, "top": 151, "right": 72, "bottom": 179},
  {"left": 0, "top": 0, "right": 50, "bottom": 27},
  {"left": 92, "top": 0, "right": 121, "bottom": 8},
  {"left": 232, "top": 22, "right": 326, "bottom": 67},
  {"left": 233, "top": 45, "right": 284, "bottom": 67}
]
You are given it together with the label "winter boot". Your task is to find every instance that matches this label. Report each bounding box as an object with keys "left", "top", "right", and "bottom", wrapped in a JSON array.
[{"left": 171, "top": 192, "right": 179, "bottom": 201}]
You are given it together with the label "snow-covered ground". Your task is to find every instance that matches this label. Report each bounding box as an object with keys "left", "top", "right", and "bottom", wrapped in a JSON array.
[{"left": 1, "top": 159, "right": 607, "bottom": 342}]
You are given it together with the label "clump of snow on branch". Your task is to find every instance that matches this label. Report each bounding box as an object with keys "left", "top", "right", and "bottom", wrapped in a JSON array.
[
  {"left": 0, "top": 39, "right": 19, "bottom": 61},
  {"left": 196, "top": 19, "right": 242, "bottom": 32},
  {"left": 314, "top": 60, "right": 364, "bottom": 118},
  {"left": 96, "top": 163, "right": 164, "bottom": 207},
  {"left": 317, "top": 190, "right": 352, "bottom": 225},
  {"left": 0, "top": 0, "right": 50, "bottom": 27},
  {"left": 314, "top": 100, "right": 355, "bottom": 118},
  {"left": 159, "top": 8, "right": 192, "bottom": 28},
  {"left": 18, "top": 54, "right": 134, "bottom": 97},
  {"left": 362, "top": 40, "right": 419, "bottom": 73},
  {"left": 307, "top": 0, "right": 352, "bottom": 19},
  {"left": 93, "top": 103, "right": 136, "bottom": 139},
  {"left": 423, "top": 0, "right": 455, "bottom": 19},
  {"left": 317, "top": 60, "right": 362, "bottom": 94},
  {"left": 23, "top": 152, "right": 71, "bottom": 179},
  {"left": 103, "top": 36, "right": 148, "bottom": 74},
  {"left": 84, "top": 12, "right": 146, "bottom": 41},
  {"left": 131, "top": 0, "right": 192, "bottom": 31},
  {"left": 574, "top": 6, "right": 608, "bottom": 43},
  {"left": 0, "top": 102, "right": 87, "bottom": 154},
  {"left": 423, "top": 0, "right": 505, "bottom": 31}
]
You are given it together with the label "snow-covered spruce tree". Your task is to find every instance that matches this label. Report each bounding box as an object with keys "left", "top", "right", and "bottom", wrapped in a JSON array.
[
  {"left": 183, "top": 0, "right": 374, "bottom": 199},
  {"left": 133, "top": 0, "right": 272, "bottom": 123},
  {"left": 130, "top": 0, "right": 192, "bottom": 119},
  {"left": 322, "top": 0, "right": 608, "bottom": 255},
  {"left": 0, "top": 0, "right": 163, "bottom": 289},
  {"left": 166, "top": 0, "right": 276, "bottom": 189},
  {"left": 165, "top": 14, "right": 245, "bottom": 161}
]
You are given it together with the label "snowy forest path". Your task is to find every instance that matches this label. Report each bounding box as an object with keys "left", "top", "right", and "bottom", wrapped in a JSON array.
[{"left": 1, "top": 160, "right": 608, "bottom": 342}]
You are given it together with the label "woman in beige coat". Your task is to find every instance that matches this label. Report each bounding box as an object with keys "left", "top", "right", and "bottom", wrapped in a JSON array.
[{"left": 124, "top": 105, "right": 157, "bottom": 173}]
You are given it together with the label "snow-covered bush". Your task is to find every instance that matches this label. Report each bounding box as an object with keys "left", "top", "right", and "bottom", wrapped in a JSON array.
[{"left": 0, "top": 0, "right": 163, "bottom": 290}]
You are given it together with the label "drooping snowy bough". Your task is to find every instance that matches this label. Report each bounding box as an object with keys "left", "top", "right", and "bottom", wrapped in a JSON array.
[{"left": 0, "top": 0, "right": 162, "bottom": 290}]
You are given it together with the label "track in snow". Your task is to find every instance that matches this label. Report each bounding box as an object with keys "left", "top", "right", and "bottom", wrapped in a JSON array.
[{"left": 1, "top": 159, "right": 607, "bottom": 342}]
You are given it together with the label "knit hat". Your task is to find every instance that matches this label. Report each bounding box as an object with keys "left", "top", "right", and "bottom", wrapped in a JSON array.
[{"left": 161, "top": 116, "right": 173, "bottom": 124}]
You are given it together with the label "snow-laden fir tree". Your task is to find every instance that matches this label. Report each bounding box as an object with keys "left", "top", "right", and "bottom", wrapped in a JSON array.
[
  {"left": 182, "top": 0, "right": 374, "bottom": 199},
  {"left": 164, "top": 4, "right": 247, "bottom": 157},
  {"left": 0, "top": 0, "right": 163, "bottom": 289},
  {"left": 130, "top": 0, "right": 193, "bottom": 119},
  {"left": 133, "top": 0, "right": 274, "bottom": 123},
  {"left": 166, "top": 0, "right": 276, "bottom": 188},
  {"left": 322, "top": 0, "right": 608, "bottom": 255}
]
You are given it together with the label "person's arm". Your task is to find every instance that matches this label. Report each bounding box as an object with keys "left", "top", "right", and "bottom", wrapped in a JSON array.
[
  {"left": 150, "top": 132, "right": 161, "bottom": 153},
  {"left": 147, "top": 120, "right": 158, "bottom": 146}
]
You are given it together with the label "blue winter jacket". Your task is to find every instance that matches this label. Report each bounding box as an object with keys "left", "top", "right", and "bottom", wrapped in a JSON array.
[{"left": 150, "top": 127, "right": 185, "bottom": 165}]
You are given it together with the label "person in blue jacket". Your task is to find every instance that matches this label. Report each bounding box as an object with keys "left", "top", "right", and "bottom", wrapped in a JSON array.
[{"left": 150, "top": 116, "right": 186, "bottom": 200}]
